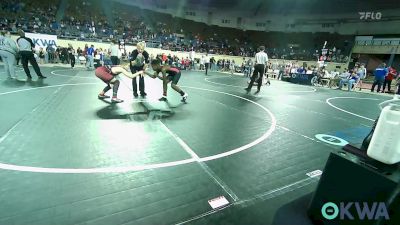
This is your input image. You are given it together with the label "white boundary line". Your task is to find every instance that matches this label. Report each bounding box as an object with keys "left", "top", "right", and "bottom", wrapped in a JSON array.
[
  {"left": 175, "top": 175, "right": 320, "bottom": 225},
  {"left": 51, "top": 69, "right": 97, "bottom": 79},
  {"left": 0, "top": 83, "right": 276, "bottom": 173},
  {"left": 0, "top": 68, "right": 24, "bottom": 73},
  {"left": 326, "top": 97, "right": 380, "bottom": 122},
  {"left": 181, "top": 85, "right": 277, "bottom": 162},
  {"left": 159, "top": 121, "right": 240, "bottom": 201},
  {"left": 0, "top": 83, "right": 98, "bottom": 96}
]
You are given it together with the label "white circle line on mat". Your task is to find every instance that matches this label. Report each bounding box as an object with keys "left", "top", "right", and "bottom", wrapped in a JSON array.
[
  {"left": 204, "top": 76, "right": 316, "bottom": 93},
  {"left": 326, "top": 97, "right": 381, "bottom": 122},
  {"left": 0, "top": 84, "right": 276, "bottom": 173}
]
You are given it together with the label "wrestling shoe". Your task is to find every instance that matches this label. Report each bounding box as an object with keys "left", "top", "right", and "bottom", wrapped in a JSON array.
[
  {"left": 181, "top": 93, "right": 188, "bottom": 102},
  {"left": 98, "top": 94, "right": 110, "bottom": 99},
  {"left": 111, "top": 97, "right": 124, "bottom": 103},
  {"left": 159, "top": 96, "right": 168, "bottom": 102}
]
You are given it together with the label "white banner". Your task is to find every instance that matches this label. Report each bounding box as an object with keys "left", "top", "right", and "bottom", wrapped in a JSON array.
[{"left": 25, "top": 33, "right": 57, "bottom": 50}]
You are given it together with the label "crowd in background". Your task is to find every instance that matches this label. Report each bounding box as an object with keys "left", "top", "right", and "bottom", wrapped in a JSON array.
[
  {"left": 5, "top": 0, "right": 394, "bottom": 92},
  {"left": 0, "top": 0, "right": 350, "bottom": 62}
]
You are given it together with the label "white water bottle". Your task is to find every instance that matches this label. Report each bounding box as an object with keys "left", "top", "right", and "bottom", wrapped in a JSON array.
[{"left": 367, "top": 104, "right": 400, "bottom": 164}]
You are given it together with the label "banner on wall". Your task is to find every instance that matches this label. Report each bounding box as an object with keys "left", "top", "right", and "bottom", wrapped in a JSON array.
[{"left": 25, "top": 33, "right": 57, "bottom": 50}]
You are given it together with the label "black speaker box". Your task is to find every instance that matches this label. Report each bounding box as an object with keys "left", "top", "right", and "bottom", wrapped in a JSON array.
[{"left": 308, "top": 150, "right": 400, "bottom": 225}]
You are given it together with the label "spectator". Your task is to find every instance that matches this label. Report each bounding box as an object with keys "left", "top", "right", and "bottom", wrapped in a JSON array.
[
  {"left": 109, "top": 40, "right": 120, "bottom": 65},
  {"left": 355, "top": 63, "right": 367, "bottom": 90},
  {"left": 67, "top": 44, "right": 75, "bottom": 68},
  {"left": 200, "top": 55, "right": 205, "bottom": 70},
  {"left": 189, "top": 48, "right": 195, "bottom": 70},
  {"left": 204, "top": 53, "right": 210, "bottom": 75},
  {"left": 337, "top": 71, "right": 359, "bottom": 91},
  {"left": 382, "top": 66, "right": 396, "bottom": 93},
  {"left": 86, "top": 44, "right": 94, "bottom": 70},
  {"left": 38, "top": 47, "right": 45, "bottom": 64},
  {"left": 0, "top": 30, "right": 19, "bottom": 79},
  {"left": 371, "top": 63, "right": 388, "bottom": 93},
  {"left": 76, "top": 47, "right": 82, "bottom": 64},
  {"left": 210, "top": 56, "right": 216, "bottom": 71},
  {"left": 46, "top": 44, "right": 55, "bottom": 63}
]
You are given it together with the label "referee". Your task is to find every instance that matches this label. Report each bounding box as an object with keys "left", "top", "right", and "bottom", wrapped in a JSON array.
[
  {"left": 245, "top": 46, "right": 268, "bottom": 94},
  {"left": 16, "top": 30, "right": 46, "bottom": 79}
]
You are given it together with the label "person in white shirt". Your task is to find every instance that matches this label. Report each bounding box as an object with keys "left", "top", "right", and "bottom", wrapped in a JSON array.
[
  {"left": 109, "top": 40, "right": 120, "bottom": 65},
  {"left": 204, "top": 53, "right": 210, "bottom": 75},
  {"left": 356, "top": 64, "right": 367, "bottom": 90},
  {"left": 189, "top": 49, "right": 195, "bottom": 70},
  {"left": 200, "top": 55, "right": 205, "bottom": 71},
  {"left": 0, "top": 31, "right": 18, "bottom": 79},
  {"left": 230, "top": 60, "right": 235, "bottom": 74},
  {"left": 245, "top": 46, "right": 268, "bottom": 94}
]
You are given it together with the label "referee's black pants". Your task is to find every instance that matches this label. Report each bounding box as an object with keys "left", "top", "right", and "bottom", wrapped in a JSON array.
[
  {"left": 131, "top": 66, "right": 145, "bottom": 96},
  {"left": 247, "top": 64, "right": 265, "bottom": 91},
  {"left": 20, "top": 51, "right": 44, "bottom": 78}
]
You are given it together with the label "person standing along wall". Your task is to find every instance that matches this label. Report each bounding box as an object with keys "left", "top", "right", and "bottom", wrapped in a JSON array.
[
  {"left": 109, "top": 40, "right": 120, "bottom": 65},
  {"left": 38, "top": 47, "right": 45, "bottom": 64},
  {"left": 210, "top": 56, "right": 216, "bottom": 71},
  {"left": 371, "top": 63, "right": 388, "bottom": 93},
  {"left": 382, "top": 66, "right": 396, "bottom": 93},
  {"left": 16, "top": 30, "right": 46, "bottom": 79},
  {"left": 356, "top": 63, "right": 367, "bottom": 90},
  {"left": 0, "top": 30, "right": 19, "bottom": 79},
  {"left": 396, "top": 72, "right": 400, "bottom": 95},
  {"left": 204, "top": 53, "right": 210, "bottom": 75},
  {"left": 67, "top": 44, "right": 75, "bottom": 68},
  {"left": 86, "top": 44, "right": 95, "bottom": 70},
  {"left": 189, "top": 48, "right": 195, "bottom": 70}
]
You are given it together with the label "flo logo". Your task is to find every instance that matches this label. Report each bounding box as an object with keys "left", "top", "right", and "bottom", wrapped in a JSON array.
[
  {"left": 359, "top": 12, "right": 382, "bottom": 20},
  {"left": 321, "top": 202, "right": 389, "bottom": 220}
]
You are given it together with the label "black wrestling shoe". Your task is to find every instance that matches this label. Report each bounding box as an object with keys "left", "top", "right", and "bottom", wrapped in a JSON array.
[
  {"left": 244, "top": 88, "right": 250, "bottom": 94},
  {"left": 133, "top": 93, "right": 139, "bottom": 98},
  {"left": 158, "top": 96, "right": 168, "bottom": 102},
  {"left": 38, "top": 75, "right": 47, "bottom": 79},
  {"left": 254, "top": 90, "right": 260, "bottom": 95},
  {"left": 140, "top": 92, "right": 147, "bottom": 97},
  {"left": 98, "top": 94, "right": 110, "bottom": 99}
]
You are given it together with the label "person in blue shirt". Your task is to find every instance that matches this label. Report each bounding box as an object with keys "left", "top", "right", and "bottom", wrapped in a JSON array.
[
  {"left": 86, "top": 44, "right": 95, "bottom": 70},
  {"left": 371, "top": 63, "right": 388, "bottom": 92},
  {"left": 337, "top": 71, "right": 359, "bottom": 91}
]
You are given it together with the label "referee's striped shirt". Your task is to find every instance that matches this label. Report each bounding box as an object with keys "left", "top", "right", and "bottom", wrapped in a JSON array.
[{"left": 255, "top": 51, "right": 268, "bottom": 65}]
